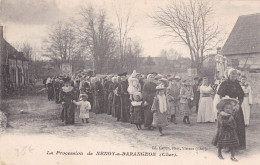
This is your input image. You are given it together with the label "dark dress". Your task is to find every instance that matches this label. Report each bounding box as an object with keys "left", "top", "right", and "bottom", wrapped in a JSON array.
[
  {"left": 193, "top": 84, "right": 200, "bottom": 113},
  {"left": 112, "top": 83, "right": 121, "bottom": 119},
  {"left": 212, "top": 115, "right": 240, "bottom": 148},
  {"left": 118, "top": 80, "right": 130, "bottom": 122},
  {"left": 142, "top": 81, "right": 157, "bottom": 128},
  {"left": 217, "top": 79, "right": 246, "bottom": 149},
  {"left": 104, "top": 80, "right": 113, "bottom": 114},
  {"left": 93, "top": 81, "right": 104, "bottom": 114},
  {"left": 130, "top": 102, "right": 144, "bottom": 125},
  {"left": 60, "top": 86, "right": 77, "bottom": 124},
  {"left": 53, "top": 81, "right": 61, "bottom": 103},
  {"left": 108, "top": 82, "right": 116, "bottom": 115},
  {"left": 47, "top": 82, "right": 54, "bottom": 101}
]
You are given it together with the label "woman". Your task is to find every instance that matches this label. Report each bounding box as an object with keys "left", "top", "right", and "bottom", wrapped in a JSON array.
[
  {"left": 142, "top": 74, "right": 157, "bottom": 129},
  {"left": 92, "top": 77, "right": 104, "bottom": 114},
  {"left": 240, "top": 75, "right": 253, "bottom": 126},
  {"left": 60, "top": 77, "right": 77, "bottom": 125},
  {"left": 107, "top": 77, "right": 117, "bottom": 115},
  {"left": 112, "top": 77, "right": 121, "bottom": 120},
  {"left": 47, "top": 77, "right": 54, "bottom": 101},
  {"left": 213, "top": 76, "right": 227, "bottom": 121},
  {"left": 179, "top": 78, "right": 194, "bottom": 124},
  {"left": 197, "top": 77, "right": 215, "bottom": 123},
  {"left": 217, "top": 68, "right": 246, "bottom": 149}
]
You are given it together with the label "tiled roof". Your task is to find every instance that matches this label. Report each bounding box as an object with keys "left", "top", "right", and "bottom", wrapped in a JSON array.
[{"left": 222, "top": 13, "right": 260, "bottom": 55}]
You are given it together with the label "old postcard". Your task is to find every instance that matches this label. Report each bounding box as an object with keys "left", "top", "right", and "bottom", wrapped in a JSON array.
[{"left": 0, "top": 0, "right": 260, "bottom": 164}]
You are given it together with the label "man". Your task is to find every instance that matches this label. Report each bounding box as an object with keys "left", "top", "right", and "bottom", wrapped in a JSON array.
[
  {"left": 118, "top": 72, "right": 130, "bottom": 122},
  {"left": 193, "top": 77, "right": 201, "bottom": 113}
]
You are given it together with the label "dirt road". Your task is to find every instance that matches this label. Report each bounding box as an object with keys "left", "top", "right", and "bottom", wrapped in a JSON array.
[{"left": 1, "top": 93, "right": 260, "bottom": 165}]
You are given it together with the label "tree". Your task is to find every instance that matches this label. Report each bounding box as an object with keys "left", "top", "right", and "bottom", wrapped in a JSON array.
[
  {"left": 150, "top": 0, "right": 222, "bottom": 73},
  {"left": 145, "top": 56, "right": 155, "bottom": 65},
  {"left": 114, "top": 2, "right": 134, "bottom": 70},
  {"left": 124, "top": 39, "right": 142, "bottom": 72},
  {"left": 76, "top": 6, "right": 117, "bottom": 73},
  {"left": 43, "top": 21, "right": 79, "bottom": 65}
]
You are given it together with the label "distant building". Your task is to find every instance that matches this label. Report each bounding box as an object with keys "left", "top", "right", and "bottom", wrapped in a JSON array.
[
  {"left": 0, "top": 25, "right": 29, "bottom": 96},
  {"left": 222, "top": 13, "right": 260, "bottom": 70}
]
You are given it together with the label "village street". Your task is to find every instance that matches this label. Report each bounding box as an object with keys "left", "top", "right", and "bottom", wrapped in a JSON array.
[{"left": 1, "top": 84, "right": 260, "bottom": 165}]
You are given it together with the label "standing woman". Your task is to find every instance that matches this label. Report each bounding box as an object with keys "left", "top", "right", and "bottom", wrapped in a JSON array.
[
  {"left": 60, "top": 77, "right": 77, "bottom": 125},
  {"left": 217, "top": 68, "right": 246, "bottom": 149},
  {"left": 197, "top": 77, "right": 215, "bottom": 123},
  {"left": 142, "top": 74, "right": 157, "bottom": 129},
  {"left": 113, "top": 76, "right": 121, "bottom": 120},
  {"left": 179, "top": 78, "right": 194, "bottom": 124},
  {"left": 108, "top": 77, "right": 117, "bottom": 115},
  {"left": 46, "top": 77, "right": 54, "bottom": 101},
  {"left": 93, "top": 77, "right": 104, "bottom": 114},
  {"left": 240, "top": 75, "right": 253, "bottom": 126}
]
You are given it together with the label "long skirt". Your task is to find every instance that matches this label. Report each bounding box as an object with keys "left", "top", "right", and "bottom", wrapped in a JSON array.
[
  {"left": 104, "top": 91, "right": 109, "bottom": 114},
  {"left": 213, "top": 94, "right": 221, "bottom": 121},
  {"left": 168, "top": 101, "right": 179, "bottom": 115},
  {"left": 112, "top": 95, "right": 121, "bottom": 119},
  {"left": 54, "top": 89, "right": 60, "bottom": 103},
  {"left": 107, "top": 93, "right": 113, "bottom": 115},
  {"left": 152, "top": 111, "right": 168, "bottom": 127},
  {"left": 130, "top": 106, "right": 144, "bottom": 124},
  {"left": 61, "top": 103, "right": 76, "bottom": 124},
  {"left": 241, "top": 96, "right": 251, "bottom": 125},
  {"left": 212, "top": 128, "right": 240, "bottom": 148},
  {"left": 180, "top": 103, "right": 192, "bottom": 116},
  {"left": 143, "top": 105, "right": 153, "bottom": 128},
  {"left": 47, "top": 87, "right": 54, "bottom": 100},
  {"left": 234, "top": 107, "right": 246, "bottom": 149},
  {"left": 93, "top": 95, "right": 103, "bottom": 114},
  {"left": 197, "top": 97, "right": 215, "bottom": 123},
  {"left": 120, "top": 95, "right": 130, "bottom": 122}
]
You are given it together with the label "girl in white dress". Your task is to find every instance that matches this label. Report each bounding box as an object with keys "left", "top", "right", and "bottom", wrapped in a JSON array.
[
  {"left": 197, "top": 77, "right": 215, "bottom": 123},
  {"left": 73, "top": 94, "right": 91, "bottom": 123},
  {"left": 240, "top": 76, "right": 253, "bottom": 126}
]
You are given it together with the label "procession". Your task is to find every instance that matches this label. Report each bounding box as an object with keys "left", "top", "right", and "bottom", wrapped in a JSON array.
[
  {"left": 43, "top": 64, "right": 251, "bottom": 161},
  {"left": 1, "top": 0, "right": 260, "bottom": 164}
]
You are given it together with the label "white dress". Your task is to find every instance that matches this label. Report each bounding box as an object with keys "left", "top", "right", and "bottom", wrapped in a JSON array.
[
  {"left": 75, "top": 101, "right": 91, "bottom": 119},
  {"left": 197, "top": 85, "right": 215, "bottom": 123},
  {"left": 241, "top": 85, "right": 252, "bottom": 125},
  {"left": 212, "top": 85, "right": 221, "bottom": 121}
]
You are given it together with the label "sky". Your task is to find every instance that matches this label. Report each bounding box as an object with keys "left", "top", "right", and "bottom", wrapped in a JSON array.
[{"left": 1, "top": 0, "right": 260, "bottom": 59}]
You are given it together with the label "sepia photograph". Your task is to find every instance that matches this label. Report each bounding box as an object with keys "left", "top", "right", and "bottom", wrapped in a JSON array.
[{"left": 0, "top": 0, "right": 260, "bottom": 164}]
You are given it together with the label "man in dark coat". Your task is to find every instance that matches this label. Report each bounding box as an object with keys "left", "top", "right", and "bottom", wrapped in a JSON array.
[{"left": 118, "top": 72, "right": 130, "bottom": 122}]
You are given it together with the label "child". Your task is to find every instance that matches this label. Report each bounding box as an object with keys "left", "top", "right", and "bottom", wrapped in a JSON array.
[
  {"left": 130, "top": 92, "right": 144, "bottom": 130},
  {"left": 179, "top": 78, "right": 194, "bottom": 124},
  {"left": 73, "top": 94, "right": 91, "bottom": 123},
  {"left": 212, "top": 98, "right": 240, "bottom": 162},
  {"left": 151, "top": 84, "right": 169, "bottom": 136}
]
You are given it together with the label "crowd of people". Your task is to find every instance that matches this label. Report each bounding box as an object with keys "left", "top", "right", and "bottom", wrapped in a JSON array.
[{"left": 44, "top": 68, "right": 253, "bottom": 161}]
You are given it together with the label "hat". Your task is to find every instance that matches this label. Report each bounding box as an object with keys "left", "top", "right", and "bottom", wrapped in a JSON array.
[
  {"left": 194, "top": 76, "right": 200, "bottom": 80},
  {"left": 155, "top": 84, "right": 166, "bottom": 91},
  {"left": 216, "top": 96, "right": 239, "bottom": 111},
  {"left": 118, "top": 72, "right": 127, "bottom": 77},
  {"left": 174, "top": 75, "right": 181, "bottom": 80},
  {"left": 158, "top": 78, "right": 169, "bottom": 87},
  {"left": 79, "top": 94, "right": 88, "bottom": 98}
]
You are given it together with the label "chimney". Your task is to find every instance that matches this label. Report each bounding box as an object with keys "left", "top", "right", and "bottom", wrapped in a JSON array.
[{"left": 0, "top": 25, "right": 3, "bottom": 39}]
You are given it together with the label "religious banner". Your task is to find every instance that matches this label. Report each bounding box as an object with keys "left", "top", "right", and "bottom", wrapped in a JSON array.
[{"left": 60, "top": 63, "right": 72, "bottom": 76}]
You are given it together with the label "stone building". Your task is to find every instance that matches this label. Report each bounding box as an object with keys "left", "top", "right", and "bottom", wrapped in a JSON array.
[
  {"left": 0, "top": 25, "right": 29, "bottom": 96},
  {"left": 222, "top": 13, "right": 260, "bottom": 70}
]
